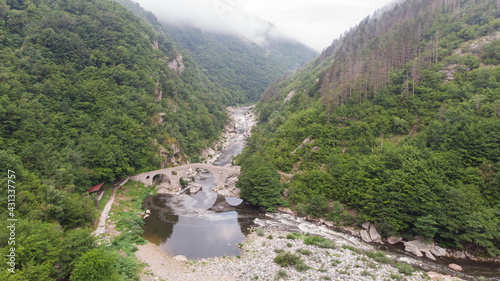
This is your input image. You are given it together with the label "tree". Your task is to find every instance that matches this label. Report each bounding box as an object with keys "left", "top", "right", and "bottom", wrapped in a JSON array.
[
  {"left": 70, "top": 248, "right": 119, "bottom": 281},
  {"left": 237, "top": 155, "right": 283, "bottom": 211}
]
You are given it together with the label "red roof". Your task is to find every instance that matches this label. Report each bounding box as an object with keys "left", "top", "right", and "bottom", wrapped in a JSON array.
[{"left": 88, "top": 183, "right": 104, "bottom": 193}]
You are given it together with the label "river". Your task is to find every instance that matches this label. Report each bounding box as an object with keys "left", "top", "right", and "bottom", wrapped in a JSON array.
[{"left": 141, "top": 106, "right": 499, "bottom": 280}]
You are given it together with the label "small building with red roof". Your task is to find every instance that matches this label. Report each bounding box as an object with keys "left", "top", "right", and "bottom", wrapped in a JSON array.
[{"left": 87, "top": 182, "right": 104, "bottom": 195}]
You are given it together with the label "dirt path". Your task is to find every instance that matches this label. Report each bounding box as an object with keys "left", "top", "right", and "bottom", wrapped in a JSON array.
[{"left": 93, "top": 178, "right": 128, "bottom": 236}]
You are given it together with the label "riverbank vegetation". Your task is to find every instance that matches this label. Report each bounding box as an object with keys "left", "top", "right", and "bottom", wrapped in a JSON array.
[{"left": 237, "top": 0, "right": 500, "bottom": 257}]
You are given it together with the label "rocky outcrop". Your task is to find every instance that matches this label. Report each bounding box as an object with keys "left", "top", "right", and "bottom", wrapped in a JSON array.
[
  {"left": 369, "top": 224, "right": 382, "bottom": 243},
  {"left": 405, "top": 240, "right": 424, "bottom": 257},
  {"left": 169, "top": 54, "right": 186, "bottom": 75},
  {"left": 284, "top": 90, "right": 296, "bottom": 103},
  {"left": 430, "top": 245, "right": 447, "bottom": 257},
  {"left": 292, "top": 136, "right": 314, "bottom": 155},
  {"left": 359, "top": 222, "right": 382, "bottom": 243},
  {"left": 155, "top": 82, "right": 162, "bottom": 101},
  {"left": 360, "top": 230, "right": 372, "bottom": 243},
  {"left": 403, "top": 237, "right": 447, "bottom": 261},
  {"left": 153, "top": 138, "right": 188, "bottom": 169},
  {"left": 387, "top": 236, "right": 402, "bottom": 244}
]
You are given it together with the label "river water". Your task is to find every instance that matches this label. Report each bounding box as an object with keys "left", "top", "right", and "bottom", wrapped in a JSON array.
[{"left": 141, "top": 106, "right": 499, "bottom": 280}]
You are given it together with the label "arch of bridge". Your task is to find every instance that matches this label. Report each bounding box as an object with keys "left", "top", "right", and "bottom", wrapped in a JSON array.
[{"left": 130, "top": 163, "right": 240, "bottom": 194}]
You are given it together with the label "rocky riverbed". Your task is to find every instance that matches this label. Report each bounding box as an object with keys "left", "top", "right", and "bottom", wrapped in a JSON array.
[
  {"left": 201, "top": 106, "right": 256, "bottom": 167},
  {"left": 137, "top": 227, "right": 438, "bottom": 281}
]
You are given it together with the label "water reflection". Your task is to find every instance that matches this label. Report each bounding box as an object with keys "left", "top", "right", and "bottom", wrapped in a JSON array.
[{"left": 141, "top": 191, "right": 261, "bottom": 259}]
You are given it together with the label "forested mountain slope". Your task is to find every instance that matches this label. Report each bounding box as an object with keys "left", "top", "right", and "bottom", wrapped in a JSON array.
[
  {"left": 164, "top": 23, "right": 318, "bottom": 102},
  {"left": 0, "top": 0, "right": 230, "bottom": 279},
  {"left": 237, "top": 0, "right": 500, "bottom": 257}
]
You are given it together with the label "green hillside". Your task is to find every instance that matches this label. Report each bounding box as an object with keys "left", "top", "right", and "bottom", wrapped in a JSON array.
[
  {"left": 0, "top": 0, "right": 229, "bottom": 279},
  {"left": 237, "top": 0, "right": 500, "bottom": 257},
  {"left": 164, "top": 23, "right": 318, "bottom": 102}
]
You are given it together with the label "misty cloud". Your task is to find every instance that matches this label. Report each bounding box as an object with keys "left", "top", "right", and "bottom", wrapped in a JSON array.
[{"left": 133, "top": 0, "right": 396, "bottom": 51}]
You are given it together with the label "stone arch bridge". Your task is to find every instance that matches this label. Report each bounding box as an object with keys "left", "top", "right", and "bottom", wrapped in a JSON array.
[{"left": 130, "top": 163, "right": 240, "bottom": 195}]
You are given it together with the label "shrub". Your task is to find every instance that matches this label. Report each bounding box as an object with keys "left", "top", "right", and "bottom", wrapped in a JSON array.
[
  {"left": 306, "top": 195, "right": 329, "bottom": 218},
  {"left": 255, "top": 227, "right": 265, "bottom": 237},
  {"left": 395, "top": 262, "right": 415, "bottom": 275},
  {"left": 294, "top": 262, "right": 310, "bottom": 272},
  {"left": 71, "top": 248, "right": 119, "bottom": 281},
  {"left": 274, "top": 252, "right": 301, "bottom": 267},
  {"left": 296, "top": 248, "right": 312, "bottom": 255},
  {"left": 275, "top": 269, "right": 287, "bottom": 280},
  {"left": 366, "top": 251, "right": 392, "bottom": 264},
  {"left": 331, "top": 259, "right": 342, "bottom": 266},
  {"left": 296, "top": 202, "right": 309, "bottom": 216},
  {"left": 326, "top": 201, "right": 343, "bottom": 224},
  {"left": 304, "top": 235, "right": 336, "bottom": 249},
  {"left": 179, "top": 177, "right": 189, "bottom": 188}
]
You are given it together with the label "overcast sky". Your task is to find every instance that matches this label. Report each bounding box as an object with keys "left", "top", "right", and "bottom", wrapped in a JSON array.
[{"left": 133, "top": 0, "right": 396, "bottom": 52}]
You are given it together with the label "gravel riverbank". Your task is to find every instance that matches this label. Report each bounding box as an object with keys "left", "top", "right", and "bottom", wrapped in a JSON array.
[{"left": 136, "top": 227, "right": 434, "bottom": 281}]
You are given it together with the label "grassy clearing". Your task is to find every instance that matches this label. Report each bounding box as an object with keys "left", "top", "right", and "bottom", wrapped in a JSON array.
[{"left": 108, "top": 180, "right": 158, "bottom": 256}]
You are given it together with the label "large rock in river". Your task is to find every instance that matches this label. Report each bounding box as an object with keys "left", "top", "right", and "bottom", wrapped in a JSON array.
[
  {"left": 360, "top": 230, "right": 372, "bottom": 243},
  {"left": 369, "top": 224, "right": 382, "bottom": 243}
]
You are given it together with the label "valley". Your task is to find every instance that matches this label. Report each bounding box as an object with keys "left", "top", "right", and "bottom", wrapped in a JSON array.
[{"left": 1, "top": 0, "right": 499, "bottom": 280}]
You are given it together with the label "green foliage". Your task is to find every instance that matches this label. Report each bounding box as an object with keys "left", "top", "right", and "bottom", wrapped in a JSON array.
[
  {"left": 365, "top": 251, "right": 392, "bottom": 264},
  {"left": 0, "top": 0, "right": 228, "bottom": 191},
  {"left": 481, "top": 39, "right": 500, "bottom": 65},
  {"left": 274, "top": 252, "right": 301, "bottom": 267},
  {"left": 413, "top": 215, "right": 439, "bottom": 241},
  {"left": 306, "top": 195, "right": 329, "bottom": 218},
  {"left": 275, "top": 268, "right": 288, "bottom": 280},
  {"left": 296, "top": 248, "right": 312, "bottom": 255},
  {"left": 326, "top": 201, "right": 343, "bottom": 224},
  {"left": 303, "top": 236, "right": 336, "bottom": 249},
  {"left": 179, "top": 177, "right": 189, "bottom": 188},
  {"left": 274, "top": 252, "right": 310, "bottom": 271},
  {"left": 294, "top": 262, "right": 310, "bottom": 272},
  {"left": 70, "top": 248, "right": 119, "bottom": 281},
  {"left": 237, "top": 155, "right": 283, "bottom": 210},
  {"left": 0, "top": 0, "right": 231, "bottom": 279},
  {"left": 394, "top": 262, "right": 415, "bottom": 276}
]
